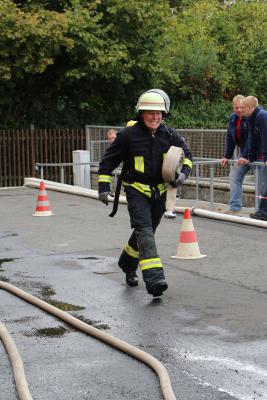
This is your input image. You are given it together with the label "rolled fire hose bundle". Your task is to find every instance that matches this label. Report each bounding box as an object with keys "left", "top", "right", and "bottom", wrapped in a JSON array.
[{"left": 162, "top": 146, "right": 185, "bottom": 212}]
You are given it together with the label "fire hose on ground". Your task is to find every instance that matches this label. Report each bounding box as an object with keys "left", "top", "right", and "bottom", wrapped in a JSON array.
[
  {"left": 6, "top": 164, "right": 267, "bottom": 398},
  {"left": 24, "top": 174, "right": 267, "bottom": 229},
  {"left": 7, "top": 155, "right": 267, "bottom": 398},
  {"left": 0, "top": 281, "right": 177, "bottom": 400}
]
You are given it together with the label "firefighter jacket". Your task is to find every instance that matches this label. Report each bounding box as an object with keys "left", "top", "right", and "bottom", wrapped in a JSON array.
[{"left": 98, "top": 120, "right": 193, "bottom": 198}]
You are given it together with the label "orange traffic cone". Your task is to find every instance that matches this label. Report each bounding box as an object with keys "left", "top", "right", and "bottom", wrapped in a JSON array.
[
  {"left": 32, "top": 181, "right": 54, "bottom": 217},
  {"left": 171, "top": 208, "right": 206, "bottom": 259}
]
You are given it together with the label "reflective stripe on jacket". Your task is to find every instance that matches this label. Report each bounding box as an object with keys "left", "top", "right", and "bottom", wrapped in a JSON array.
[{"left": 98, "top": 120, "right": 192, "bottom": 195}]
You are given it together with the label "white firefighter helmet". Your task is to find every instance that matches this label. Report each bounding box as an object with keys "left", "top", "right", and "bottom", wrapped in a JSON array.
[
  {"left": 135, "top": 89, "right": 170, "bottom": 114},
  {"left": 146, "top": 89, "right": 170, "bottom": 114}
]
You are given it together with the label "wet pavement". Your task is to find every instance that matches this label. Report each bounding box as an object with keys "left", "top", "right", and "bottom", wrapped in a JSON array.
[{"left": 0, "top": 187, "right": 267, "bottom": 400}]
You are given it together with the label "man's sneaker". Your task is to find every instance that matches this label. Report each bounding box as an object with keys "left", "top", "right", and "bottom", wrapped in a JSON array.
[
  {"left": 249, "top": 211, "right": 267, "bottom": 221},
  {"left": 150, "top": 280, "right": 168, "bottom": 297},
  {"left": 125, "top": 271, "right": 139, "bottom": 287},
  {"left": 164, "top": 210, "right": 176, "bottom": 219}
]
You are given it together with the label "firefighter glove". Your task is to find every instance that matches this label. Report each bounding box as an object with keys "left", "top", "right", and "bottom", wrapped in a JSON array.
[
  {"left": 170, "top": 172, "right": 186, "bottom": 188},
  {"left": 99, "top": 192, "right": 112, "bottom": 206}
]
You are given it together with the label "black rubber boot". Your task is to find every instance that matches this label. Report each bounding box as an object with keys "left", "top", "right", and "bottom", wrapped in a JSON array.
[
  {"left": 125, "top": 271, "right": 139, "bottom": 287},
  {"left": 118, "top": 250, "right": 139, "bottom": 287},
  {"left": 149, "top": 280, "right": 168, "bottom": 297},
  {"left": 142, "top": 268, "right": 168, "bottom": 297}
]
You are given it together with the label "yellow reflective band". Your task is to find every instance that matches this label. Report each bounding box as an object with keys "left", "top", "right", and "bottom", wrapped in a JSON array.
[
  {"left": 98, "top": 174, "right": 112, "bottom": 183},
  {"left": 124, "top": 181, "right": 151, "bottom": 197},
  {"left": 132, "top": 182, "right": 150, "bottom": 191},
  {"left": 139, "top": 257, "right": 161, "bottom": 266},
  {"left": 183, "top": 158, "right": 192, "bottom": 169},
  {"left": 158, "top": 183, "right": 167, "bottom": 195},
  {"left": 124, "top": 243, "right": 139, "bottom": 259},
  {"left": 131, "top": 183, "right": 151, "bottom": 197},
  {"left": 134, "top": 156, "right": 144, "bottom": 173},
  {"left": 163, "top": 153, "right": 166, "bottom": 159},
  {"left": 139, "top": 257, "right": 163, "bottom": 271},
  {"left": 123, "top": 182, "right": 167, "bottom": 198}
]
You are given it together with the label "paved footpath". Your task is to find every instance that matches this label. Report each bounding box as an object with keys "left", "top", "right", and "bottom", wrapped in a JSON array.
[{"left": 0, "top": 187, "right": 267, "bottom": 400}]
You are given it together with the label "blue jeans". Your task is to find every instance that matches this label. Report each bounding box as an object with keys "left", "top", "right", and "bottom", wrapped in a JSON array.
[
  {"left": 229, "top": 164, "right": 252, "bottom": 211},
  {"left": 253, "top": 165, "right": 267, "bottom": 217}
]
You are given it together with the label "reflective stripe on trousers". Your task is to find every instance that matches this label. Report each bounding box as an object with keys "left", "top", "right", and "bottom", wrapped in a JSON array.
[
  {"left": 124, "top": 242, "right": 139, "bottom": 258},
  {"left": 139, "top": 257, "right": 162, "bottom": 271},
  {"left": 124, "top": 186, "right": 166, "bottom": 268}
]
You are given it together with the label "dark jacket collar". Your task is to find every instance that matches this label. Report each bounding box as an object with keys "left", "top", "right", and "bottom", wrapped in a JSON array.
[{"left": 249, "top": 106, "right": 261, "bottom": 124}]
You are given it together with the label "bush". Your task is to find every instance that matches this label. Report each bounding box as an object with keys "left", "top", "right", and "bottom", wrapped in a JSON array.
[{"left": 169, "top": 97, "right": 232, "bottom": 129}]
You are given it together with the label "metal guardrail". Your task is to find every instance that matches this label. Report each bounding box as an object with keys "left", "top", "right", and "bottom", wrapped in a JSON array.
[
  {"left": 35, "top": 159, "right": 265, "bottom": 209},
  {"left": 193, "top": 159, "right": 262, "bottom": 209},
  {"left": 35, "top": 162, "right": 99, "bottom": 184}
]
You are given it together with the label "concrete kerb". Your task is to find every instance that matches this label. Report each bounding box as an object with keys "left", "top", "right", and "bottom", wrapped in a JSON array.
[{"left": 23, "top": 177, "right": 267, "bottom": 229}]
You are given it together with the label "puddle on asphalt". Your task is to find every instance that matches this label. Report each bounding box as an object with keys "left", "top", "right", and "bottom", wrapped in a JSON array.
[
  {"left": 55, "top": 259, "right": 84, "bottom": 270},
  {"left": 47, "top": 299, "right": 85, "bottom": 311},
  {"left": 76, "top": 256, "right": 118, "bottom": 274},
  {"left": 25, "top": 326, "right": 69, "bottom": 337},
  {"left": 40, "top": 283, "right": 85, "bottom": 311},
  {"left": 73, "top": 314, "right": 110, "bottom": 330},
  {"left": 40, "top": 284, "right": 109, "bottom": 329},
  {"left": 0, "top": 233, "right": 19, "bottom": 239},
  {"left": 0, "top": 276, "right": 9, "bottom": 282},
  {"left": 0, "top": 258, "right": 16, "bottom": 266},
  {"left": 12, "top": 316, "right": 39, "bottom": 324},
  {"left": 41, "top": 286, "right": 56, "bottom": 297}
]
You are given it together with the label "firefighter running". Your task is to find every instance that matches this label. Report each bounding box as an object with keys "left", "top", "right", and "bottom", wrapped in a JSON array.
[{"left": 98, "top": 89, "right": 193, "bottom": 297}]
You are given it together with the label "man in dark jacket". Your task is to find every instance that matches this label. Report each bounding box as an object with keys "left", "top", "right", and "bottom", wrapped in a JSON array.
[
  {"left": 238, "top": 96, "right": 267, "bottom": 220},
  {"left": 98, "top": 89, "right": 192, "bottom": 297},
  {"left": 220, "top": 95, "right": 250, "bottom": 215}
]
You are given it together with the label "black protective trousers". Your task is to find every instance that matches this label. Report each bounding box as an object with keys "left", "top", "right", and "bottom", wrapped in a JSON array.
[{"left": 118, "top": 186, "right": 167, "bottom": 290}]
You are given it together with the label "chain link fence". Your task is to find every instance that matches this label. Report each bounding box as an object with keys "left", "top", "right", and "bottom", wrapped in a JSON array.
[{"left": 85, "top": 125, "right": 254, "bottom": 184}]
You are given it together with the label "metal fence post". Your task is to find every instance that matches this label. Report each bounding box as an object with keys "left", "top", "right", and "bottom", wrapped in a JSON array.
[
  {"left": 195, "top": 162, "right": 199, "bottom": 201},
  {"left": 210, "top": 166, "right": 214, "bottom": 208},
  {"left": 85, "top": 125, "right": 91, "bottom": 188},
  {"left": 61, "top": 166, "right": 65, "bottom": 184},
  {"left": 85, "top": 125, "right": 90, "bottom": 151}
]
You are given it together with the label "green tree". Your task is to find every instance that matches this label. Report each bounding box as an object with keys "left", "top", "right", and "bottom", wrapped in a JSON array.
[
  {"left": 161, "top": 0, "right": 226, "bottom": 101},
  {"left": 0, "top": 0, "right": 171, "bottom": 126},
  {"left": 1, "top": 0, "right": 267, "bottom": 128},
  {"left": 211, "top": 0, "right": 267, "bottom": 102},
  {"left": 161, "top": 0, "right": 267, "bottom": 126},
  {"left": 165, "top": 0, "right": 267, "bottom": 102},
  {"left": 0, "top": 0, "right": 72, "bottom": 123},
  {"left": 60, "top": 0, "right": 171, "bottom": 124}
]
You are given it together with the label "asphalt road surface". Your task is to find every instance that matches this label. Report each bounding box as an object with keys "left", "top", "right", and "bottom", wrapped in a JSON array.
[{"left": 0, "top": 187, "right": 267, "bottom": 400}]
